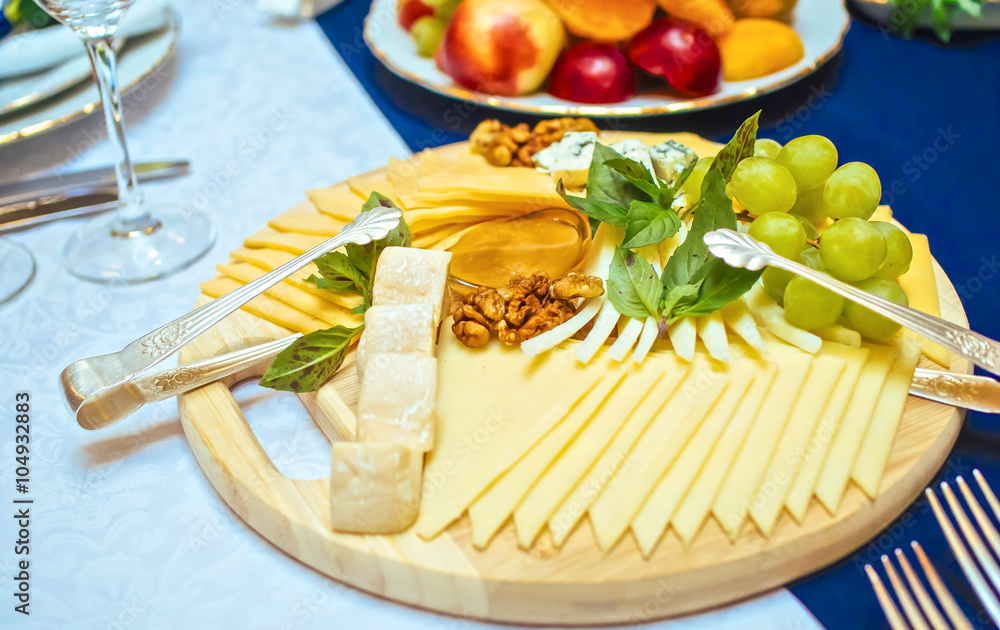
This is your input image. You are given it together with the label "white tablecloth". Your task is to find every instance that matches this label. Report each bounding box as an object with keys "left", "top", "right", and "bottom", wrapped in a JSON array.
[{"left": 0, "top": 2, "right": 824, "bottom": 628}]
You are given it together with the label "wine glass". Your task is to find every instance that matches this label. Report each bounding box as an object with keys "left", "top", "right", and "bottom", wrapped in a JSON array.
[
  {"left": 0, "top": 240, "right": 36, "bottom": 305},
  {"left": 37, "top": 0, "right": 214, "bottom": 283}
]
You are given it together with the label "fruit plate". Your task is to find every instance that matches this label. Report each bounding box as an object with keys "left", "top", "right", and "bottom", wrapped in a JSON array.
[
  {"left": 176, "top": 140, "right": 969, "bottom": 625},
  {"left": 363, "top": 0, "right": 849, "bottom": 117}
]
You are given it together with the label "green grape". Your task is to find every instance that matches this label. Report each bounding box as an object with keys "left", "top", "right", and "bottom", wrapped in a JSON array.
[
  {"left": 748, "top": 213, "right": 806, "bottom": 259},
  {"left": 754, "top": 139, "right": 783, "bottom": 159},
  {"left": 790, "top": 186, "right": 828, "bottom": 225},
  {"left": 871, "top": 222, "right": 913, "bottom": 280},
  {"left": 762, "top": 248, "right": 823, "bottom": 305},
  {"left": 412, "top": 16, "right": 447, "bottom": 57},
  {"left": 789, "top": 213, "right": 819, "bottom": 241},
  {"left": 819, "top": 217, "right": 887, "bottom": 282},
  {"left": 783, "top": 275, "right": 846, "bottom": 330},
  {"left": 729, "top": 157, "right": 797, "bottom": 215},
  {"left": 844, "top": 278, "right": 908, "bottom": 339},
  {"left": 776, "top": 135, "right": 839, "bottom": 192},
  {"left": 682, "top": 157, "right": 713, "bottom": 206},
  {"left": 823, "top": 162, "right": 882, "bottom": 220}
]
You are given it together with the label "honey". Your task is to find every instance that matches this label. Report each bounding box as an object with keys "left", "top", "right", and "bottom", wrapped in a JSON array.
[{"left": 447, "top": 208, "right": 591, "bottom": 290}]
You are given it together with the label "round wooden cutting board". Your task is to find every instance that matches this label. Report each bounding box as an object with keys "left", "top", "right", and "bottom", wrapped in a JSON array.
[{"left": 177, "top": 153, "right": 970, "bottom": 626}]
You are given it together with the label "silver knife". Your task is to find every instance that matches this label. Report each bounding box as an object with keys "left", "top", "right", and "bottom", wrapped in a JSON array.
[
  {"left": 0, "top": 160, "right": 190, "bottom": 216},
  {"left": 910, "top": 368, "right": 1000, "bottom": 414}
]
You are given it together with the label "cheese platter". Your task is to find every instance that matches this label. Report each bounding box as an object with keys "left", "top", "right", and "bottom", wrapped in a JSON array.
[{"left": 174, "top": 115, "right": 972, "bottom": 624}]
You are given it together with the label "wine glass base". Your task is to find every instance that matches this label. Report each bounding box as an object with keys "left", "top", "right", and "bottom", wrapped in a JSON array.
[
  {"left": 64, "top": 205, "right": 215, "bottom": 284},
  {"left": 0, "top": 240, "right": 36, "bottom": 306}
]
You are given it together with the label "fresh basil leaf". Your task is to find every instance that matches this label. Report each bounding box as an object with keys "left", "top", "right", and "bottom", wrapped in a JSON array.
[
  {"left": 673, "top": 259, "right": 762, "bottom": 319},
  {"left": 709, "top": 111, "right": 760, "bottom": 182},
  {"left": 662, "top": 169, "right": 732, "bottom": 288},
  {"left": 608, "top": 246, "right": 661, "bottom": 318},
  {"left": 345, "top": 192, "right": 411, "bottom": 278},
  {"left": 630, "top": 178, "right": 665, "bottom": 202},
  {"left": 587, "top": 143, "right": 643, "bottom": 207},
  {"left": 660, "top": 284, "right": 700, "bottom": 323},
  {"left": 259, "top": 324, "right": 364, "bottom": 393},
  {"left": 557, "top": 180, "right": 629, "bottom": 226},
  {"left": 603, "top": 157, "right": 656, "bottom": 185},
  {"left": 308, "top": 251, "right": 365, "bottom": 295},
  {"left": 622, "top": 200, "right": 681, "bottom": 249}
]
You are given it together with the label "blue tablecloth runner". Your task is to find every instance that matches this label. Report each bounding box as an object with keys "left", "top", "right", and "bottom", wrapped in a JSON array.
[{"left": 317, "top": 5, "right": 1000, "bottom": 626}]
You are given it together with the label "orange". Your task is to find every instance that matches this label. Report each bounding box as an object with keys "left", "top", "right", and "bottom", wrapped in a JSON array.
[{"left": 658, "top": 0, "right": 735, "bottom": 36}]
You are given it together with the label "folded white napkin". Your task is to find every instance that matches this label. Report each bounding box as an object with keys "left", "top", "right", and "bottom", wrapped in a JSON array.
[{"left": 0, "top": 0, "right": 169, "bottom": 80}]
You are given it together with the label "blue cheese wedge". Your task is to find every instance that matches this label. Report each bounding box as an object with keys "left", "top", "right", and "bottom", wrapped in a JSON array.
[
  {"left": 531, "top": 131, "right": 597, "bottom": 188},
  {"left": 608, "top": 139, "right": 654, "bottom": 173},
  {"left": 650, "top": 140, "right": 698, "bottom": 186},
  {"left": 330, "top": 442, "right": 422, "bottom": 534},
  {"left": 357, "top": 353, "right": 437, "bottom": 451}
]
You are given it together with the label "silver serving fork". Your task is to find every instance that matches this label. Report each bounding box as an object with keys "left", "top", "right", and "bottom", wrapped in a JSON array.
[{"left": 60, "top": 205, "right": 401, "bottom": 427}]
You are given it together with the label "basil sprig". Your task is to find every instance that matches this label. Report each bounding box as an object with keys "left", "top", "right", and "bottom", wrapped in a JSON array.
[{"left": 259, "top": 192, "right": 410, "bottom": 393}]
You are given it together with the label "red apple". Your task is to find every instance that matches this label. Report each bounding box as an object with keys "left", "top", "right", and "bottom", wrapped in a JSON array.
[
  {"left": 548, "top": 42, "right": 636, "bottom": 104},
  {"left": 626, "top": 18, "right": 721, "bottom": 97},
  {"left": 435, "top": 0, "right": 566, "bottom": 96},
  {"left": 398, "top": 0, "right": 435, "bottom": 31}
]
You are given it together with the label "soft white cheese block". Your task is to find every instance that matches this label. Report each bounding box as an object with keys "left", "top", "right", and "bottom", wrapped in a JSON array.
[
  {"left": 531, "top": 131, "right": 597, "bottom": 188},
  {"left": 650, "top": 140, "right": 698, "bottom": 186},
  {"left": 329, "top": 442, "right": 422, "bottom": 534},
  {"left": 372, "top": 247, "right": 452, "bottom": 323},
  {"left": 357, "top": 353, "right": 437, "bottom": 451},
  {"left": 357, "top": 303, "right": 438, "bottom": 383}
]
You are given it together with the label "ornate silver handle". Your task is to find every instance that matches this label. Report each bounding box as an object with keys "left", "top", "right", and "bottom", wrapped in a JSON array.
[
  {"left": 704, "top": 228, "right": 1000, "bottom": 375},
  {"left": 75, "top": 335, "right": 301, "bottom": 430},
  {"left": 60, "top": 205, "right": 401, "bottom": 413},
  {"left": 910, "top": 368, "right": 1000, "bottom": 414}
]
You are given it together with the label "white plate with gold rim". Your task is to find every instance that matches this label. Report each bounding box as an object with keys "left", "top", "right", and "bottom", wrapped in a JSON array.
[
  {"left": 0, "top": 7, "right": 179, "bottom": 146},
  {"left": 363, "top": 0, "right": 850, "bottom": 117}
]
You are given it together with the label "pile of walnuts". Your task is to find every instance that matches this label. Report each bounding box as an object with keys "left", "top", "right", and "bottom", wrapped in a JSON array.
[
  {"left": 451, "top": 273, "right": 605, "bottom": 348},
  {"left": 470, "top": 118, "right": 600, "bottom": 168}
]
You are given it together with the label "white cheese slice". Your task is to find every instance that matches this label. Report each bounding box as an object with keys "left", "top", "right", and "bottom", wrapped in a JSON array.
[
  {"left": 330, "top": 442, "right": 422, "bottom": 534},
  {"left": 356, "top": 353, "right": 437, "bottom": 451}
]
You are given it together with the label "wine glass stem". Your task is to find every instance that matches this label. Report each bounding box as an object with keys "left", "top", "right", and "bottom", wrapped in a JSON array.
[{"left": 83, "top": 35, "right": 157, "bottom": 235}]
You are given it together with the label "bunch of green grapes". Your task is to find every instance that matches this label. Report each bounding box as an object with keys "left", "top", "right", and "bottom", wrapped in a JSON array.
[{"left": 742, "top": 136, "right": 913, "bottom": 340}]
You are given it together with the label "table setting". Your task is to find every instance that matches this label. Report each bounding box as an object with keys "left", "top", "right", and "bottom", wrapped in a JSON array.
[{"left": 2, "top": 0, "right": 1000, "bottom": 628}]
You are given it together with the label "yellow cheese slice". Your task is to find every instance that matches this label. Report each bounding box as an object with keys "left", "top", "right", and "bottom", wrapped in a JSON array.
[
  {"left": 851, "top": 336, "right": 922, "bottom": 498},
  {"left": 748, "top": 351, "right": 849, "bottom": 536},
  {"left": 631, "top": 366, "right": 755, "bottom": 556},
  {"left": 268, "top": 208, "right": 348, "bottom": 236},
  {"left": 898, "top": 233, "right": 950, "bottom": 368},
  {"left": 244, "top": 228, "right": 327, "bottom": 255},
  {"left": 813, "top": 345, "right": 893, "bottom": 513},
  {"left": 415, "top": 334, "right": 605, "bottom": 540},
  {"left": 217, "top": 260, "right": 362, "bottom": 311},
  {"left": 670, "top": 361, "right": 778, "bottom": 545},
  {"left": 468, "top": 365, "right": 630, "bottom": 548},
  {"left": 227, "top": 248, "right": 363, "bottom": 311},
  {"left": 588, "top": 358, "right": 731, "bottom": 551},
  {"left": 306, "top": 183, "right": 365, "bottom": 221},
  {"left": 784, "top": 345, "right": 871, "bottom": 523},
  {"left": 348, "top": 171, "right": 400, "bottom": 206},
  {"left": 547, "top": 357, "right": 691, "bottom": 547},
  {"left": 199, "top": 276, "right": 361, "bottom": 330},
  {"left": 197, "top": 281, "right": 328, "bottom": 334},
  {"left": 411, "top": 223, "right": 478, "bottom": 250},
  {"left": 511, "top": 353, "right": 687, "bottom": 548},
  {"left": 712, "top": 348, "right": 811, "bottom": 539}
]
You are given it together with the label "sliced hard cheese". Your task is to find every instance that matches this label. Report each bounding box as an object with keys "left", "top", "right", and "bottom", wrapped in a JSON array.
[
  {"left": 814, "top": 345, "right": 893, "bottom": 513},
  {"left": 217, "top": 260, "right": 362, "bottom": 311},
  {"left": 631, "top": 366, "right": 755, "bottom": 556},
  {"left": 306, "top": 183, "right": 365, "bottom": 221},
  {"left": 199, "top": 277, "right": 359, "bottom": 332},
  {"left": 851, "top": 336, "right": 922, "bottom": 498},
  {"left": 348, "top": 171, "right": 400, "bottom": 205},
  {"left": 588, "top": 358, "right": 731, "bottom": 551},
  {"left": 721, "top": 298, "right": 766, "bottom": 354},
  {"left": 697, "top": 311, "right": 730, "bottom": 363},
  {"left": 244, "top": 227, "right": 327, "bottom": 255},
  {"left": 784, "top": 345, "right": 870, "bottom": 523},
  {"left": 667, "top": 317, "right": 697, "bottom": 362},
  {"left": 744, "top": 284, "right": 822, "bottom": 354},
  {"left": 898, "top": 233, "right": 950, "bottom": 368},
  {"left": 357, "top": 353, "right": 437, "bottom": 451},
  {"left": 748, "top": 351, "right": 849, "bottom": 536},
  {"left": 814, "top": 324, "right": 862, "bottom": 348},
  {"left": 203, "top": 273, "right": 359, "bottom": 329},
  {"left": 372, "top": 246, "right": 452, "bottom": 323},
  {"left": 512, "top": 354, "right": 686, "bottom": 548},
  {"left": 415, "top": 335, "right": 605, "bottom": 539},
  {"left": 671, "top": 361, "right": 777, "bottom": 545},
  {"left": 227, "top": 248, "right": 363, "bottom": 310},
  {"left": 712, "top": 347, "right": 811, "bottom": 539},
  {"left": 548, "top": 357, "right": 690, "bottom": 546},
  {"left": 330, "top": 442, "right": 421, "bottom": 534},
  {"left": 468, "top": 364, "right": 629, "bottom": 548},
  {"left": 268, "top": 203, "right": 348, "bottom": 236},
  {"left": 357, "top": 303, "right": 438, "bottom": 382}
]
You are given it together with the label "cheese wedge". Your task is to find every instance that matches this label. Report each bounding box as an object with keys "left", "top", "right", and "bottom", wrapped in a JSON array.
[
  {"left": 588, "top": 358, "right": 731, "bottom": 551},
  {"left": 199, "top": 277, "right": 360, "bottom": 331},
  {"left": 851, "top": 336, "right": 922, "bottom": 498},
  {"left": 784, "top": 345, "right": 870, "bottom": 523},
  {"left": 898, "top": 233, "right": 950, "bottom": 367},
  {"left": 357, "top": 303, "right": 438, "bottom": 382},
  {"left": 330, "top": 442, "right": 422, "bottom": 534},
  {"left": 813, "top": 345, "right": 893, "bottom": 513},
  {"left": 468, "top": 365, "right": 629, "bottom": 548},
  {"left": 356, "top": 353, "right": 437, "bottom": 451},
  {"left": 631, "top": 366, "right": 755, "bottom": 556},
  {"left": 670, "top": 361, "right": 777, "bottom": 545},
  {"left": 372, "top": 247, "right": 452, "bottom": 323}
]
